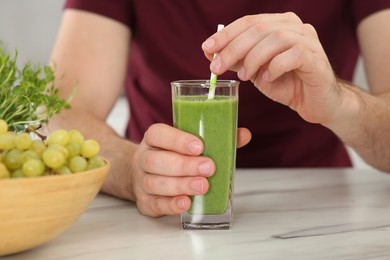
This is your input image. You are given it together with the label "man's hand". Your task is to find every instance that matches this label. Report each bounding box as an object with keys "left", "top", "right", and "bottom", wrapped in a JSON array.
[
  {"left": 131, "top": 123, "right": 251, "bottom": 217},
  {"left": 202, "top": 12, "right": 343, "bottom": 126}
]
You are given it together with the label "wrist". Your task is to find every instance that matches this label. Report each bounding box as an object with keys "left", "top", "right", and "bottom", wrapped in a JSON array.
[
  {"left": 323, "top": 80, "right": 366, "bottom": 145},
  {"left": 100, "top": 138, "right": 137, "bottom": 201}
]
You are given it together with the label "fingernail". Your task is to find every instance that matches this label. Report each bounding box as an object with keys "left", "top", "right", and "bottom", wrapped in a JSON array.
[
  {"left": 190, "top": 179, "right": 205, "bottom": 194},
  {"left": 177, "top": 198, "right": 187, "bottom": 210},
  {"left": 211, "top": 57, "right": 221, "bottom": 73},
  {"left": 198, "top": 161, "right": 212, "bottom": 176},
  {"left": 238, "top": 67, "right": 246, "bottom": 79},
  {"left": 188, "top": 140, "right": 202, "bottom": 154},
  {"left": 202, "top": 38, "right": 215, "bottom": 49}
]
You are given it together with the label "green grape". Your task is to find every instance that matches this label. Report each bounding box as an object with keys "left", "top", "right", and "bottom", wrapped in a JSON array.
[
  {"left": 69, "top": 155, "right": 87, "bottom": 173},
  {"left": 31, "top": 139, "right": 46, "bottom": 155},
  {"left": 55, "top": 165, "right": 72, "bottom": 175},
  {"left": 65, "top": 141, "right": 81, "bottom": 157},
  {"left": 48, "top": 144, "right": 69, "bottom": 158},
  {"left": 81, "top": 139, "right": 100, "bottom": 159},
  {"left": 23, "top": 159, "right": 45, "bottom": 177},
  {"left": 0, "top": 133, "right": 16, "bottom": 150},
  {"left": 42, "top": 148, "right": 65, "bottom": 169},
  {"left": 4, "top": 148, "right": 23, "bottom": 170},
  {"left": 0, "top": 120, "right": 8, "bottom": 134},
  {"left": 69, "top": 129, "right": 84, "bottom": 144},
  {"left": 15, "top": 132, "right": 33, "bottom": 150},
  {"left": 0, "top": 162, "right": 10, "bottom": 178},
  {"left": 22, "top": 150, "right": 41, "bottom": 163},
  {"left": 0, "top": 127, "right": 103, "bottom": 179},
  {"left": 1, "top": 150, "right": 8, "bottom": 162},
  {"left": 11, "top": 168, "right": 25, "bottom": 178},
  {"left": 47, "top": 129, "right": 70, "bottom": 146},
  {"left": 87, "top": 156, "right": 106, "bottom": 170}
]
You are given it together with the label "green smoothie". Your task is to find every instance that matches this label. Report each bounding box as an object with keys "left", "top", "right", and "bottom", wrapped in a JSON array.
[{"left": 173, "top": 95, "right": 238, "bottom": 215}]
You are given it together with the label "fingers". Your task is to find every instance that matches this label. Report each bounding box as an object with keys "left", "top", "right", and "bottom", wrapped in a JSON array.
[
  {"left": 144, "top": 123, "right": 203, "bottom": 155},
  {"left": 142, "top": 175, "right": 209, "bottom": 196},
  {"left": 265, "top": 45, "right": 310, "bottom": 82},
  {"left": 238, "top": 30, "right": 318, "bottom": 81},
  {"left": 202, "top": 12, "right": 303, "bottom": 60},
  {"left": 137, "top": 195, "right": 191, "bottom": 217},
  {"left": 237, "top": 127, "right": 251, "bottom": 148},
  {"left": 142, "top": 125, "right": 249, "bottom": 176},
  {"left": 133, "top": 123, "right": 215, "bottom": 217},
  {"left": 141, "top": 124, "right": 215, "bottom": 177},
  {"left": 202, "top": 12, "right": 302, "bottom": 55},
  {"left": 134, "top": 124, "right": 251, "bottom": 218},
  {"left": 211, "top": 25, "right": 315, "bottom": 77},
  {"left": 140, "top": 149, "right": 215, "bottom": 177},
  {"left": 201, "top": 13, "right": 319, "bottom": 81}
]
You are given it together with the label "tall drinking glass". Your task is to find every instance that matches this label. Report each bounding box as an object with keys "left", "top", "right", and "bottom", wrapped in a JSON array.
[{"left": 171, "top": 80, "right": 239, "bottom": 230}]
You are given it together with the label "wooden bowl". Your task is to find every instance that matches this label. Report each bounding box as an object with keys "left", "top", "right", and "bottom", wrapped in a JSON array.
[{"left": 0, "top": 160, "right": 110, "bottom": 256}]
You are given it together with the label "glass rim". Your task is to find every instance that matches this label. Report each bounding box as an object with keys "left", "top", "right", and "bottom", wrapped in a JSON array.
[{"left": 171, "top": 79, "right": 239, "bottom": 88}]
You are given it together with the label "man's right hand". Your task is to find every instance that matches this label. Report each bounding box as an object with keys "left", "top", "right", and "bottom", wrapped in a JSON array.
[{"left": 130, "top": 123, "right": 251, "bottom": 217}]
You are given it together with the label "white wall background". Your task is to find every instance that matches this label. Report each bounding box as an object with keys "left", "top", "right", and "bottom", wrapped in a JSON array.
[
  {"left": 0, "top": 0, "right": 65, "bottom": 66},
  {"left": 0, "top": 0, "right": 371, "bottom": 169},
  {"left": 0, "top": 0, "right": 130, "bottom": 136}
]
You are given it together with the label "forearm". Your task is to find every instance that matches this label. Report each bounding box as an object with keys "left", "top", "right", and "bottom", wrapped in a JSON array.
[
  {"left": 324, "top": 81, "right": 390, "bottom": 172},
  {"left": 47, "top": 108, "right": 138, "bottom": 201}
]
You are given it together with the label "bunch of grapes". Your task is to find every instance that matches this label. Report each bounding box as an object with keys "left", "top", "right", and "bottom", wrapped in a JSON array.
[{"left": 0, "top": 120, "right": 105, "bottom": 179}]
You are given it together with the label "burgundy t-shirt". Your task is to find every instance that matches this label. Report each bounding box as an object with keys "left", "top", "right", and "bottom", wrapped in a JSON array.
[{"left": 64, "top": 0, "right": 390, "bottom": 168}]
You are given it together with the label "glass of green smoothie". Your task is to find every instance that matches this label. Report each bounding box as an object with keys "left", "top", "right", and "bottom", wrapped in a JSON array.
[{"left": 171, "top": 80, "right": 239, "bottom": 230}]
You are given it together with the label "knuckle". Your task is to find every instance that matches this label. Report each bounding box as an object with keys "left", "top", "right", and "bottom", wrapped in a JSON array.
[
  {"left": 241, "top": 15, "right": 257, "bottom": 28},
  {"left": 171, "top": 157, "right": 185, "bottom": 173},
  {"left": 136, "top": 203, "right": 149, "bottom": 216},
  {"left": 302, "top": 23, "right": 317, "bottom": 36},
  {"left": 174, "top": 156, "right": 199, "bottom": 176},
  {"left": 177, "top": 133, "right": 190, "bottom": 148},
  {"left": 135, "top": 193, "right": 166, "bottom": 217},
  {"left": 144, "top": 123, "right": 162, "bottom": 145},
  {"left": 142, "top": 150, "right": 158, "bottom": 171},
  {"left": 253, "top": 22, "right": 268, "bottom": 33},
  {"left": 185, "top": 158, "right": 202, "bottom": 175},
  {"left": 293, "top": 44, "right": 307, "bottom": 56},
  {"left": 273, "top": 29, "right": 290, "bottom": 42},
  {"left": 151, "top": 196, "right": 165, "bottom": 216},
  {"left": 144, "top": 126, "right": 155, "bottom": 145},
  {"left": 283, "top": 12, "right": 301, "bottom": 23},
  {"left": 143, "top": 174, "right": 155, "bottom": 193},
  {"left": 170, "top": 199, "right": 182, "bottom": 214},
  {"left": 224, "top": 43, "right": 242, "bottom": 60},
  {"left": 135, "top": 196, "right": 152, "bottom": 216}
]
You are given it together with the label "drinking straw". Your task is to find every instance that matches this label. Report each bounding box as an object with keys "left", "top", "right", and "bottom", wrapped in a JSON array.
[{"left": 207, "top": 24, "right": 225, "bottom": 100}]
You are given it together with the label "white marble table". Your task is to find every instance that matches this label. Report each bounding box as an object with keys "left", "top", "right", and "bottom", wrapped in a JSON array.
[{"left": 4, "top": 168, "right": 390, "bottom": 260}]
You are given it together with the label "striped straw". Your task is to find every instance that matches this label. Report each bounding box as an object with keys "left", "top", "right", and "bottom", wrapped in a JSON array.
[{"left": 207, "top": 24, "right": 225, "bottom": 100}]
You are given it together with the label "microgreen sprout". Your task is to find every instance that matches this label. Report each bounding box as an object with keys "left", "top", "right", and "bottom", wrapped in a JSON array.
[{"left": 0, "top": 44, "right": 73, "bottom": 132}]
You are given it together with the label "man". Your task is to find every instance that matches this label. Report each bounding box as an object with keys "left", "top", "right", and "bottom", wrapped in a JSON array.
[{"left": 48, "top": 1, "right": 390, "bottom": 217}]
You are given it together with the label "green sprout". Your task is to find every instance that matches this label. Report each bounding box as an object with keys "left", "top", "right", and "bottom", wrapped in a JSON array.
[{"left": 0, "top": 44, "right": 73, "bottom": 132}]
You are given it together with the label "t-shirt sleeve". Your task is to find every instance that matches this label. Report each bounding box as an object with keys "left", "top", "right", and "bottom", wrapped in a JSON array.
[
  {"left": 352, "top": 0, "right": 390, "bottom": 26},
  {"left": 63, "top": 0, "right": 134, "bottom": 28}
]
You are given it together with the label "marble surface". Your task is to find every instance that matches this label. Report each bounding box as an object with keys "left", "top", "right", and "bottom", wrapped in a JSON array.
[{"left": 4, "top": 168, "right": 390, "bottom": 260}]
